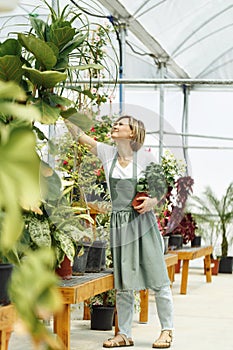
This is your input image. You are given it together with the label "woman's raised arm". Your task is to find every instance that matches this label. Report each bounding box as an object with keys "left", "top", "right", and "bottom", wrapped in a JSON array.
[{"left": 64, "top": 119, "right": 97, "bottom": 155}]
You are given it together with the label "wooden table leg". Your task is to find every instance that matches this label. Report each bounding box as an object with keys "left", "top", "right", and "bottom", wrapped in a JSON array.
[
  {"left": 180, "top": 259, "right": 189, "bottom": 294},
  {"left": 167, "top": 266, "right": 175, "bottom": 284},
  {"left": 54, "top": 304, "right": 70, "bottom": 350},
  {"left": 114, "top": 308, "right": 119, "bottom": 335},
  {"left": 139, "top": 289, "right": 149, "bottom": 323},
  {"left": 204, "top": 255, "right": 212, "bottom": 283}
]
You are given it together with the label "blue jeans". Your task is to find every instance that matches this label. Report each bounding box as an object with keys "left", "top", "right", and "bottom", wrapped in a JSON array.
[{"left": 116, "top": 286, "right": 173, "bottom": 338}]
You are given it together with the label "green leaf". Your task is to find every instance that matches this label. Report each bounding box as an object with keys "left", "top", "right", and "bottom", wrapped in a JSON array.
[
  {"left": 23, "top": 66, "right": 67, "bottom": 88},
  {"left": 49, "top": 26, "right": 76, "bottom": 49},
  {"left": 62, "top": 111, "right": 94, "bottom": 131},
  {"left": 28, "top": 217, "right": 52, "bottom": 247},
  {"left": 59, "top": 33, "right": 87, "bottom": 57},
  {"left": 0, "top": 102, "right": 41, "bottom": 122},
  {"left": 0, "top": 55, "right": 23, "bottom": 82},
  {"left": 0, "top": 81, "right": 26, "bottom": 100},
  {"left": 29, "top": 16, "right": 47, "bottom": 41},
  {"left": 18, "top": 33, "right": 57, "bottom": 69},
  {"left": 0, "top": 127, "right": 41, "bottom": 250},
  {"left": 0, "top": 38, "right": 21, "bottom": 57},
  {"left": 34, "top": 99, "right": 61, "bottom": 124}
]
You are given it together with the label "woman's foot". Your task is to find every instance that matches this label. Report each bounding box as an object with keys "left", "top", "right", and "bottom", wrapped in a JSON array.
[
  {"left": 152, "top": 330, "right": 172, "bottom": 348},
  {"left": 103, "top": 334, "right": 134, "bottom": 348}
]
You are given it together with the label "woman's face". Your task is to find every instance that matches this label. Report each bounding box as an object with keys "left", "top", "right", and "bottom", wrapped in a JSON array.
[{"left": 111, "top": 118, "right": 133, "bottom": 141}]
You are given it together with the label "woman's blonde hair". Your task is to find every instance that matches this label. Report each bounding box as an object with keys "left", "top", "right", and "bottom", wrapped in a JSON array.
[{"left": 115, "top": 115, "right": 146, "bottom": 151}]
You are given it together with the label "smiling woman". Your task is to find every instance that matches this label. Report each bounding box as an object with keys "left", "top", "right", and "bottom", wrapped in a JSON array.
[{"left": 65, "top": 114, "right": 174, "bottom": 349}]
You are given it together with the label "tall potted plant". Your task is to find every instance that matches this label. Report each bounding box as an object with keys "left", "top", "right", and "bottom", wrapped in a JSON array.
[{"left": 189, "top": 183, "right": 233, "bottom": 273}]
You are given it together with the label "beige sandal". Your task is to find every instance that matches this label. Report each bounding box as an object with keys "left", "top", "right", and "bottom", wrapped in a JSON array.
[
  {"left": 103, "top": 334, "right": 134, "bottom": 348},
  {"left": 152, "top": 330, "right": 172, "bottom": 348}
]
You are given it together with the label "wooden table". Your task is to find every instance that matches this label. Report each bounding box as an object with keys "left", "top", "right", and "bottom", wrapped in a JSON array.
[
  {"left": 55, "top": 253, "right": 178, "bottom": 349},
  {"left": 0, "top": 305, "right": 16, "bottom": 350},
  {"left": 55, "top": 271, "right": 114, "bottom": 350},
  {"left": 169, "top": 245, "right": 213, "bottom": 294}
]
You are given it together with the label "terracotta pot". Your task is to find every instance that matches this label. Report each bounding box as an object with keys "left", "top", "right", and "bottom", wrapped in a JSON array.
[
  {"left": 175, "top": 260, "right": 181, "bottom": 273},
  {"left": 55, "top": 255, "right": 72, "bottom": 280},
  {"left": 211, "top": 258, "right": 220, "bottom": 275},
  {"left": 132, "top": 192, "right": 149, "bottom": 208}
]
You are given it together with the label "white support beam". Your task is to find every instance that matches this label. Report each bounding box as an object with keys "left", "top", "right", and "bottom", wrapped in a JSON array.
[{"left": 98, "top": 0, "right": 190, "bottom": 78}]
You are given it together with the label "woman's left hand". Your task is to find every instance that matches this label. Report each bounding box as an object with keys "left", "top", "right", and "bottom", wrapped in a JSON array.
[{"left": 134, "top": 196, "right": 158, "bottom": 214}]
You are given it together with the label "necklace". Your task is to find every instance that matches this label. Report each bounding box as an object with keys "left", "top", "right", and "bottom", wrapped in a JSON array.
[{"left": 117, "top": 154, "right": 133, "bottom": 168}]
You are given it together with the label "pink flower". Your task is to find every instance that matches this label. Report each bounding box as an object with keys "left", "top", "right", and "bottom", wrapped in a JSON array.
[{"left": 94, "top": 169, "right": 101, "bottom": 177}]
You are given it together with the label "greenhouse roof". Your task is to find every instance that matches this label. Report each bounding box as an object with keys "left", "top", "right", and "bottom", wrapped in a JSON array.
[
  {"left": 2, "top": 0, "right": 233, "bottom": 81},
  {"left": 97, "top": 0, "right": 233, "bottom": 80}
]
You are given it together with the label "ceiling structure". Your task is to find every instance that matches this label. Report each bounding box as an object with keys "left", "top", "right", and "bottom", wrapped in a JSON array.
[
  {"left": 2, "top": 0, "right": 233, "bottom": 81},
  {"left": 96, "top": 0, "right": 233, "bottom": 81},
  {"left": 0, "top": 0, "right": 233, "bottom": 195}
]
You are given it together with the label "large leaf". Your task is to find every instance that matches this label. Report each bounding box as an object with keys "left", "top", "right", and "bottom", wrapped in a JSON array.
[
  {"left": 59, "top": 33, "right": 87, "bottom": 57},
  {"left": 9, "top": 248, "right": 63, "bottom": 348},
  {"left": 0, "top": 38, "right": 21, "bottom": 57},
  {"left": 0, "top": 81, "right": 26, "bottom": 100},
  {"left": 18, "top": 34, "right": 57, "bottom": 70},
  {"left": 28, "top": 217, "right": 52, "bottom": 248},
  {"left": 53, "top": 230, "right": 75, "bottom": 262},
  {"left": 0, "top": 102, "right": 41, "bottom": 122},
  {"left": 23, "top": 66, "right": 67, "bottom": 88},
  {"left": 0, "top": 127, "right": 41, "bottom": 250},
  {"left": 34, "top": 99, "right": 61, "bottom": 124},
  {"left": 62, "top": 110, "right": 94, "bottom": 131},
  {"left": 0, "top": 55, "right": 23, "bottom": 82},
  {"left": 49, "top": 26, "right": 76, "bottom": 49}
]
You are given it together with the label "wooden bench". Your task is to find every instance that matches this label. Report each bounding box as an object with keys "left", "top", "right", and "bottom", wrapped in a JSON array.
[
  {"left": 0, "top": 305, "right": 16, "bottom": 350},
  {"left": 55, "top": 253, "right": 178, "bottom": 349},
  {"left": 169, "top": 245, "right": 213, "bottom": 294}
]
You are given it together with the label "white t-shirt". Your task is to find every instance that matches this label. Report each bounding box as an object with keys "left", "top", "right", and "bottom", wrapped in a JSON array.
[{"left": 97, "top": 142, "right": 157, "bottom": 188}]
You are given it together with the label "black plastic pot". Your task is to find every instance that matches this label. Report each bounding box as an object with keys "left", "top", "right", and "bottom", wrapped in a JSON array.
[
  {"left": 85, "top": 240, "right": 106, "bottom": 273},
  {"left": 73, "top": 244, "right": 91, "bottom": 275},
  {"left": 219, "top": 256, "right": 233, "bottom": 274},
  {"left": 0, "top": 263, "right": 13, "bottom": 306},
  {"left": 91, "top": 306, "right": 115, "bottom": 330},
  {"left": 191, "top": 236, "right": 202, "bottom": 247},
  {"left": 169, "top": 234, "right": 183, "bottom": 250}
]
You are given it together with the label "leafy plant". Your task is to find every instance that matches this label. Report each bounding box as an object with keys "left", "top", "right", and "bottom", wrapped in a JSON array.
[
  {"left": 136, "top": 162, "right": 167, "bottom": 200},
  {"left": 0, "top": 2, "right": 116, "bottom": 347},
  {"left": 189, "top": 183, "right": 233, "bottom": 257}
]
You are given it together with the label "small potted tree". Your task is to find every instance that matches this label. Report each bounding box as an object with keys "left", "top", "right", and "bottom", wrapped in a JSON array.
[{"left": 189, "top": 182, "right": 233, "bottom": 273}]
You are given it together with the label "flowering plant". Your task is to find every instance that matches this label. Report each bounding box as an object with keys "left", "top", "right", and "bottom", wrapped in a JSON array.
[{"left": 154, "top": 151, "right": 197, "bottom": 243}]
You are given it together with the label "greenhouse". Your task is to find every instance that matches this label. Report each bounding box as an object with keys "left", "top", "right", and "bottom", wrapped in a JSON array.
[{"left": 0, "top": 1, "right": 233, "bottom": 350}]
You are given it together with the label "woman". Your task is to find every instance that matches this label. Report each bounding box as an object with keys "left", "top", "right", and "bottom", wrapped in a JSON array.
[{"left": 65, "top": 115, "right": 173, "bottom": 348}]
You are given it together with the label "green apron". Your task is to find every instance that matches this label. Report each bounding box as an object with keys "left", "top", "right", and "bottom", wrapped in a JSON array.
[{"left": 109, "top": 152, "right": 170, "bottom": 290}]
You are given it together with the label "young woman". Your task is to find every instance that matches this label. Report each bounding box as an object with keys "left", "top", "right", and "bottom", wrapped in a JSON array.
[{"left": 65, "top": 115, "right": 173, "bottom": 348}]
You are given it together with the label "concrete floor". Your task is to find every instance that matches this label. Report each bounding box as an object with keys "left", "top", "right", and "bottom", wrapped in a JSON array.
[{"left": 8, "top": 262, "right": 233, "bottom": 350}]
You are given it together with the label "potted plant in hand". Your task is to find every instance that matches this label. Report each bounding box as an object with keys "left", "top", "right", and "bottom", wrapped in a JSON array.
[{"left": 132, "top": 162, "right": 167, "bottom": 209}]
